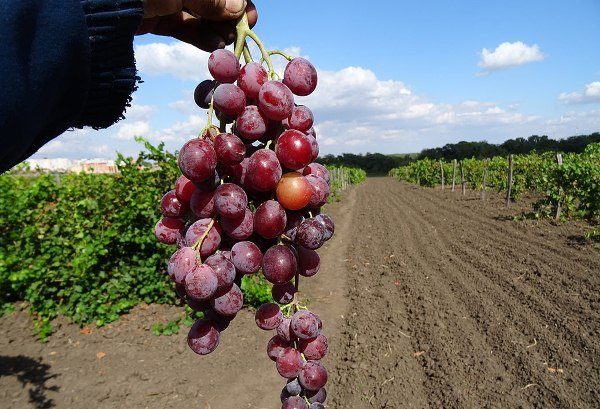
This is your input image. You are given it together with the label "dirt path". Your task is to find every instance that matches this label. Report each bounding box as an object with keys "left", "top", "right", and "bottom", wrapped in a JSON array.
[{"left": 330, "top": 178, "right": 599, "bottom": 408}]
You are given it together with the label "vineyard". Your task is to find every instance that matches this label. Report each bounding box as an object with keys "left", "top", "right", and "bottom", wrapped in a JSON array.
[{"left": 389, "top": 143, "right": 600, "bottom": 222}]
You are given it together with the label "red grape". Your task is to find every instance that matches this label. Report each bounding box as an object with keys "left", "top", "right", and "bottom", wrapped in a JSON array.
[
  {"left": 178, "top": 138, "right": 217, "bottom": 183},
  {"left": 297, "top": 246, "right": 320, "bottom": 277},
  {"left": 276, "top": 316, "right": 296, "bottom": 342},
  {"left": 283, "top": 212, "right": 304, "bottom": 240},
  {"left": 303, "top": 163, "right": 330, "bottom": 184},
  {"left": 306, "top": 388, "right": 327, "bottom": 404},
  {"left": 213, "top": 83, "right": 246, "bottom": 118},
  {"left": 283, "top": 58, "right": 318, "bottom": 96},
  {"left": 262, "top": 245, "right": 297, "bottom": 285},
  {"left": 272, "top": 282, "right": 297, "bottom": 305},
  {"left": 187, "top": 319, "right": 220, "bottom": 355},
  {"left": 236, "top": 105, "right": 268, "bottom": 141},
  {"left": 314, "top": 214, "right": 334, "bottom": 241},
  {"left": 230, "top": 241, "right": 262, "bottom": 274},
  {"left": 247, "top": 149, "right": 282, "bottom": 192},
  {"left": 210, "top": 283, "right": 243, "bottom": 316},
  {"left": 204, "top": 252, "right": 236, "bottom": 292},
  {"left": 214, "top": 183, "right": 248, "bottom": 218},
  {"left": 254, "top": 200, "right": 287, "bottom": 239},
  {"left": 276, "top": 347, "right": 304, "bottom": 378},
  {"left": 298, "top": 361, "right": 328, "bottom": 391},
  {"left": 255, "top": 303, "right": 284, "bottom": 330},
  {"left": 298, "top": 334, "right": 328, "bottom": 360},
  {"left": 194, "top": 79, "right": 215, "bottom": 109},
  {"left": 168, "top": 246, "right": 198, "bottom": 284},
  {"left": 175, "top": 175, "right": 197, "bottom": 203},
  {"left": 291, "top": 310, "right": 320, "bottom": 339},
  {"left": 306, "top": 135, "right": 319, "bottom": 161},
  {"left": 267, "top": 335, "right": 291, "bottom": 361},
  {"left": 237, "top": 62, "right": 268, "bottom": 98},
  {"left": 282, "top": 396, "right": 308, "bottom": 409},
  {"left": 190, "top": 189, "right": 216, "bottom": 218},
  {"left": 221, "top": 208, "right": 254, "bottom": 240},
  {"left": 185, "top": 219, "right": 222, "bottom": 258},
  {"left": 276, "top": 172, "right": 312, "bottom": 210},
  {"left": 276, "top": 130, "right": 313, "bottom": 170},
  {"left": 154, "top": 217, "right": 184, "bottom": 244},
  {"left": 184, "top": 264, "right": 218, "bottom": 301},
  {"left": 214, "top": 133, "right": 245, "bottom": 165},
  {"left": 160, "top": 189, "right": 188, "bottom": 218},
  {"left": 208, "top": 49, "right": 240, "bottom": 83},
  {"left": 295, "top": 219, "right": 324, "bottom": 250},
  {"left": 287, "top": 105, "right": 314, "bottom": 132},
  {"left": 258, "top": 81, "right": 294, "bottom": 121},
  {"left": 305, "top": 175, "right": 329, "bottom": 208}
]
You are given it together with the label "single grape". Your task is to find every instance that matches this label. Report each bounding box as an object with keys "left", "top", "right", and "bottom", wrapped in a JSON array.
[
  {"left": 221, "top": 208, "right": 254, "bottom": 240},
  {"left": 287, "top": 105, "right": 314, "bottom": 132},
  {"left": 236, "top": 105, "right": 268, "bottom": 141},
  {"left": 314, "top": 214, "right": 334, "bottom": 241},
  {"left": 204, "top": 252, "right": 236, "bottom": 292},
  {"left": 309, "top": 403, "right": 324, "bottom": 409},
  {"left": 184, "top": 264, "right": 218, "bottom": 301},
  {"left": 154, "top": 217, "right": 184, "bottom": 244},
  {"left": 214, "top": 183, "right": 248, "bottom": 218},
  {"left": 272, "top": 282, "right": 297, "bottom": 305},
  {"left": 237, "top": 61, "right": 268, "bottom": 98},
  {"left": 254, "top": 200, "right": 287, "bottom": 239},
  {"left": 214, "top": 133, "right": 246, "bottom": 165},
  {"left": 305, "top": 388, "right": 327, "bottom": 404},
  {"left": 283, "top": 212, "right": 304, "bottom": 241},
  {"left": 295, "top": 219, "right": 324, "bottom": 250},
  {"left": 276, "top": 316, "right": 296, "bottom": 342},
  {"left": 282, "top": 396, "right": 308, "bottom": 409},
  {"left": 167, "top": 246, "right": 198, "bottom": 284},
  {"left": 213, "top": 83, "right": 246, "bottom": 118},
  {"left": 178, "top": 138, "right": 217, "bottom": 183},
  {"left": 187, "top": 319, "right": 220, "bottom": 355},
  {"left": 298, "top": 334, "right": 328, "bottom": 360},
  {"left": 276, "top": 347, "right": 305, "bottom": 378},
  {"left": 258, "top": 81, "right": 294, "bottom": 121},
  {"left": 275, "top": 130, "right": 313, "bottom": 170},
  {"left": 208, "top": 49, "right": 240, "bottom": 83},
  {"left": 255, "top": 302, "right": 284, "bottom": 330},
  {"left": 189, "top": 189, "right": 216, "bottom": 218},
  {"left": 286, "top": 378, "right": 302, "bottom": 396},
  {"left": 175, "top": 175, "right": 197, "bottom": 203},
  {"left": 276, "top": 172, "right": 312, "bottom": 211},
  {"left": 185, "top": 218, "right": 222, "bottom": 258},
  {"left": 194, "top": 79, "right": 215, "bottom": 109},
  {"left": 299, "top": 361, "right": 328, "bottom": 391},
  {"left": 210, "top": 283, "right": 243, "bottom": 316},
  {"left": 247, "top": 149, "right": 282, "bottom": 192},
  {"left": 303, "top": 163, "right": 330, "bottom": 184},
  {"left": 267, "top": 335, "right": 292, "bottom": 361},
  {"left": 305, "top": 175, "right": 329, "bottom": 208},
  {"left": 194, "top": 170, "right": 221, "bottom": 190},
  {"left": 297, "top": 246, "right": 320, "bottom": 277},
  {"left": 262, "top": 245, "right": 297, "bottom": 285},
  {"left": 283, "top": 58, "right": 318, "bottom": 96},
  {"left": 291, "top": 310, "right": 320, "bottom": 339},
  {"left": 306, "top": 135, "right": 319, "bottom": 162},
  {"left": 230, "top": 241, "right": 262, "bottom": 274}
]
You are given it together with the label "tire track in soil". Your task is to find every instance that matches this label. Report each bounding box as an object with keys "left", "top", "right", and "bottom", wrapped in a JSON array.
[{"left": 330, "top": 177, "right": 599, "bottom": 409}]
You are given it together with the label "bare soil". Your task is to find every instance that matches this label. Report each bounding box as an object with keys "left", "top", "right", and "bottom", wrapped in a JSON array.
[{"left": 1, "top": 178, "right": 598, "bottom": 409}]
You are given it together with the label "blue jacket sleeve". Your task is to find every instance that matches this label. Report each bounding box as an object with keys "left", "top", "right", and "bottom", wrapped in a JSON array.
[{"left": 0, "top": 0, "right": 143, "bottom": 173}]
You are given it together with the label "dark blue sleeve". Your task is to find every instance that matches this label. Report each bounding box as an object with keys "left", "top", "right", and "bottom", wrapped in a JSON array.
[{"left": 0, "top": 0, "right": 143, "bottom": 173}]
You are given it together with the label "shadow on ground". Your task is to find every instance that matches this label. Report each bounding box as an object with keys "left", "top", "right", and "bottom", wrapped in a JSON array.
[{"left": 0, "top": 355, "right": 59, "bottom": 408}]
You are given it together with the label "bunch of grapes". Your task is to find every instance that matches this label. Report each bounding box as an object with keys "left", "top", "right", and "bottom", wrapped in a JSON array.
[{"left": 153, "top": 13, "right": 332, "bottom": 409}]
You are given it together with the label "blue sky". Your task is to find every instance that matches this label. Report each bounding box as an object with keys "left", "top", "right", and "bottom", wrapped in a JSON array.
[{"left": 37, "top": 0, "right": 600, "bottom": 158}]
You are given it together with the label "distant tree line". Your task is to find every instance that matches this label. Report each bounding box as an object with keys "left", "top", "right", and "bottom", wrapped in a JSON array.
[{"left": 317, "top": 132, "right": 599, "bottom": 174}]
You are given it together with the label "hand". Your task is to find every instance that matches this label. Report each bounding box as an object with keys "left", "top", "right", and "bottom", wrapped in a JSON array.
[{"left": 138, "top": 0, "right": 258, "bottom": 51}]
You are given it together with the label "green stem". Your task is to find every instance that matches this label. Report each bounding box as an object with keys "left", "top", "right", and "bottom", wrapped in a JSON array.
[
  {"left": 243, "top": 44, "right": 253, "bottom": 63},
  {"left": 262, "top": 50, "right": 293, "bottom": 62},
  {"left": 245, "top": 29, "right": 278, "bottom": 79},
  {"left": 234, "top": 14, "right": 250, "bottom": 59}
]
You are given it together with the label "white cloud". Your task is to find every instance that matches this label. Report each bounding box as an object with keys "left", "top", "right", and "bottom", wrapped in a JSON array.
[
  {"left": 477, "top": 41, "right": 545, "bottom": 74},
  {"left": 114, "top": 121, "right": 151, "bottom": 140},
  {"left": 135, "top": 42, "right": 210, "bottom": 81},
  {"left": 124, "top": 103, "right": 157, "bottom": 120},
  {"left": 558, "top": 81, "right": 600, "bottom": 104}
]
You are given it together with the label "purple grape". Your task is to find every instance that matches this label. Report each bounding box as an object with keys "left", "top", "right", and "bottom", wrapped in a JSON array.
[
  {"left": 295, "top": 219, "right": 324, "bottom": 250},
  {"left": 204, "top": 252, "right": 236, "bottom": 292},
  {"left": 276, "top": 316, "right": 296, "bottom": 342},
  {"left": 306, "top": 388, "right": 327, "bottom": 404},
  {"left": 230, "top": 241, "right": 262, "bottom": 274},
  {"left": 299, "top": 361, "right": 328, "bottom": 391},
  {"left": 194, "top": 79, "right": 215, "bottom": 109},
  {"left": 314, "top": 214, "right": 334, "bottom": 241},
  {"left": 305, "top": 175, "right": 329, "bottom": 208},
  {"left": 283, "top": 58, "right": 318, "bottom": 96},
  {"left": 237, "top": 62, "right": 268, "bottom": 98},
  {"left": 189, "top": 189, "right": 216, "bottom": 218},
  {"left": 287, "top": 105, "right": 314, "bottom": 132},
  {"left": 267, "top": 335, "right": 291, "bottom": 361},
  {"left": 286, "top": 378, "right": 302, "bottom": 396},
  {"left": 178, "top": 138, "right": 217, "bottom": 183},
  {"left": 298, "top": 334, "right": 328, "bottom": 360},
  {"left": 184, "top": 264, "right": 218, "bottom": 300},
  {"left": 214, "top": 183, "right": 248, "bottom": 218},
  {"left": 210, "top": 283, "right": 243, "bottom": 316},
  {"left": 154, "top": 217, "right": 184, "bottom": 245},
  {"left": 254, "top": 200, "right": 287, "bottom": 239},
  {"left": 276, "top": 347, "right": 305, "bottom": 379},
  {"left": 303, "top": 163, "right": 330, "bottom": 184},
  {"left": 272, "top": 282, "right": 297, "bottom": 305},
  {"left": 291, "top": 310, "right": 320, "bottom": 339},
  {"left": 282, "top": 396, "right": 308, "bottom": 409},
  {"left": 309, "top": 403, "right": 324, "bottom": 409},
  {"left": 187, "top": 319, "right": 220, "bottom": 355},
  {"left": 168, "top": 246, "right": 198, "bottom": 284},
  {"left": 208, "top": 49, "right": 240, "bottom": 83},
  {"left": 258, "top": 81, "right": 294, "bottom": 121},
  {"left": 213, "top": 83, "right": 246, "bottom": 118},
  {"left": 221, "top": 208, "right": 254, "bottom": 240},
  {"left": 255, "top": 302, "right": 284, "bottom": 330},
  {"left": 214, "top": 133, "right": 246, "bottom": 165},
  {"left": 247, "top": 149, "right": 282, "bottom": 192},
  {"left": 262, "top": 245, "right": 297, "bottom": 285},
  {"left": 185, "top": 219, "right": 222, "bottom": 258},
  {"left": 283, "top": 212, "right": 304, "bottom": 241},
  {"left": 236, "top": 105, "right": 268, "bottom": 141},
  {"left": 297, "top": 246, "right": 320, "bottom": 277}
]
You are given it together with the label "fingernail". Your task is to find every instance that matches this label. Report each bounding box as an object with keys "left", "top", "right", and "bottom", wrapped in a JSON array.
[{"left": 225, "top": 0, "right": 246, "bottom": 13}]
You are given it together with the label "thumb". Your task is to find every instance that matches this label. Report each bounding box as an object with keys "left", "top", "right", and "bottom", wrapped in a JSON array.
[{"left": 184, "top": 0, "right": 247, "bottom": 20}]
